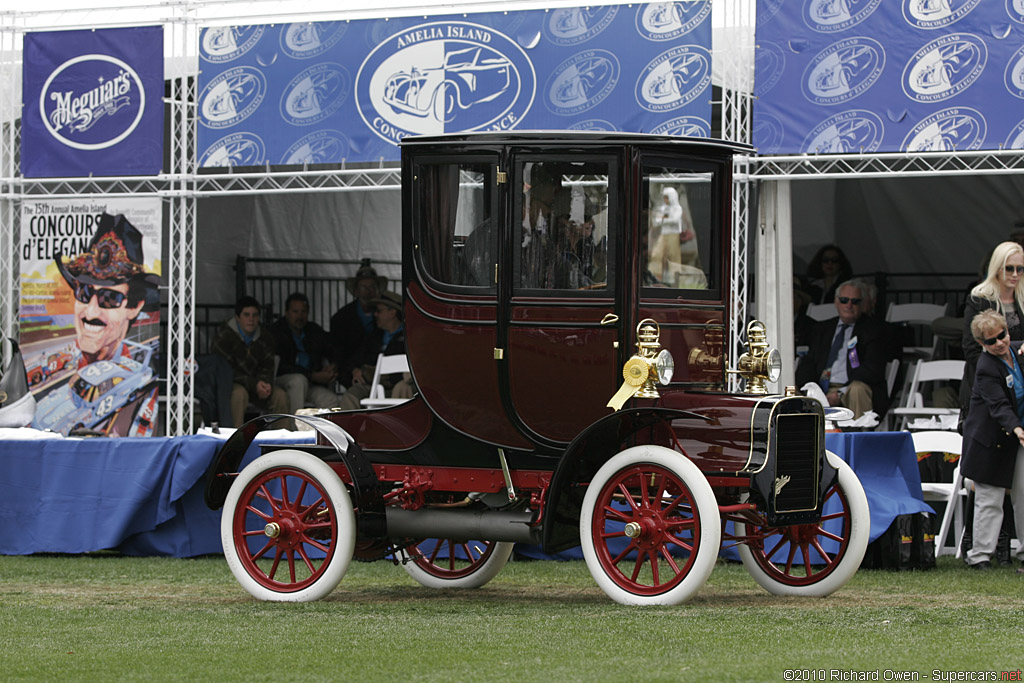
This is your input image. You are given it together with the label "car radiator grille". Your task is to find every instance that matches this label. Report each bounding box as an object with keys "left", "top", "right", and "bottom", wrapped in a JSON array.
[{"left": 772, "top": 413, "right": 821, "bottom": 513}]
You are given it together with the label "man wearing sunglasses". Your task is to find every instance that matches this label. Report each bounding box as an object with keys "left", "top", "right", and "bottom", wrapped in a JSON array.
[
  {"left": 796, "top": 279, "right": 889, "bottom": 421},
  {"left": 56, "top": 213, "right": 158, "bottom": 367}
]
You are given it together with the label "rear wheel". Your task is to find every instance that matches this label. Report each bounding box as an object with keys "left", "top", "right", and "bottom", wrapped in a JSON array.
[
  {"left": 580, "top": 445, "right": 720, "bottom": 606},
  {"left": 400, "top": 538, "right": 513, "bottom": 589},
  {"left": 221, "top": 449, "right": 355, "bottom": 602},
  {"left": 432, "top": 82, "right": 457, "bottom": 123},
  {"left": 735, "top": 451, "right": 869, "bottom": 596}
]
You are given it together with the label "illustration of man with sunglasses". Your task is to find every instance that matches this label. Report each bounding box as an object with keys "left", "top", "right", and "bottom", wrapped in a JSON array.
[
  {"left": 55, "top": 213, "right": 159, "bottom": 367},
  {"left": 796, "top": 279, "right": 889, "bottom": 421}
]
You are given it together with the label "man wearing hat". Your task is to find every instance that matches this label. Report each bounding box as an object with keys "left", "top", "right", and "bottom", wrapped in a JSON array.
[
  {"left": 56, "top": 213, "right": 159, "bottom": 367},
  {"left": 336, "top": 290, "right": 414, "bottom": 410},
  {"left": 330, "top": 260, "right": 388, "bottom": 369}
]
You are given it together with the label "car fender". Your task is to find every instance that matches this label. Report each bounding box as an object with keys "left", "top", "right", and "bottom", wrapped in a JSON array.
[
  {"left": 540, "top": 407, "right": 712, "bottom": 553},
  {"left": 203, "top": 413, "right": 386, "bottom": 537}
]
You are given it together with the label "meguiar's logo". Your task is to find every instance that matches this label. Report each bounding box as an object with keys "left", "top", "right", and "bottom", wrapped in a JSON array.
[
  {"left": 802, "top": 110, "right": 884, "bottom": 154},
  {"left": 355, "top": 21, "right": 535, "bottom": 146},
  {"left": 902, "top": 33, "right": 986, "bottom": 103},
  {"left": 802, "top": 37, "right": 885, "bottom": 105},
  {"left": 902, "top": 107, "right": 986, "bottom": 151},
  {"left": 40, "top": 54, "right": 146, "bottom": 151},
  {"left": 902, "top": 0, "right": 982, "bottom": 29},
  {"left": 635, "top": 45, "right": 710, "bottom": 112},
  {"left": 544, "top": 7, "right": 618, "bottom": 45},
  {"left": 804, "top": 0, "right": 883, "bottom": 32},
  {"left": 201, "top": 26, "right": 265, "bottom": 63},
  {"left": 635, "top": 2, "right": 711, "bottom": 41}
]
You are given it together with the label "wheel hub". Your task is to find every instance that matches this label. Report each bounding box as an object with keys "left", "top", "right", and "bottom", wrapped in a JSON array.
[{"left": 628, "top": 512, "right": 664, "bottom": 550}]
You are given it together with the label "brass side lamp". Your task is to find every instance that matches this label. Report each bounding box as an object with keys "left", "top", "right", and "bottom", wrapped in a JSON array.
[
  {"left": 729, "top": 320, "right": 782, "bottom": 395},
  {"left": 607, "top": 319, "right": 674, "bottom": 411}
]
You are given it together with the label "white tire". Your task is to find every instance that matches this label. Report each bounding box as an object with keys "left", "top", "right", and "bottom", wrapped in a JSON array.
[
  {"left": 580, "top": 445, "right": 721, "bottom": 606},
  {"left": 221, "top": 449, "right": 356, "bottom": 602},
  {"left": 400, "top": 539, "right": 514, "bottom": 589},
  {"left": 736, "top": 450, "right": 869, "bottom": 597}
]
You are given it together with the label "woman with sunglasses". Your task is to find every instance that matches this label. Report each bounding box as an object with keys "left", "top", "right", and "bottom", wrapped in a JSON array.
[
  {"left": 960, "top": 310, "right": 1024, "bottom": 571},
  {"left": 960, "top": 242, "right": 1024, "bottom": 418}
]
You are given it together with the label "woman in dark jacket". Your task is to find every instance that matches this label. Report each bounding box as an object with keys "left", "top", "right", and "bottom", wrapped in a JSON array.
[
  {"left": 960, "top": 310, "right": 1024, "bottom": 570},
  {"left": 960, "top": 241, "right": 1024, "bottom": 415}
]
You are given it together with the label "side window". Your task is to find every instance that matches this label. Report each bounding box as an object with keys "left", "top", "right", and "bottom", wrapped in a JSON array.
[
  {"left": 516, "top": 160, "right": 611, "bottom": 293},
  {"left": 642, "top": 166, "right": 715, "bottom": 293},
  {"left": 416, "top": 160, "right": 496, "bottom": 290}
]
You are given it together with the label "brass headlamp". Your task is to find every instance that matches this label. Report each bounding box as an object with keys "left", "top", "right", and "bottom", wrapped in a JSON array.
[
  {"left": 729, "top": 320, "right": 782, "bottom": 395},
  {"left": 607, "top": 319, "right": 674, "bottom": 411}
]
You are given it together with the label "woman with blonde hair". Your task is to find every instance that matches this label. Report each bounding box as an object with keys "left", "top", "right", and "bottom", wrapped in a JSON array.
[{"left": 960, "top": 241, "right": 1024, "bottom": 414}]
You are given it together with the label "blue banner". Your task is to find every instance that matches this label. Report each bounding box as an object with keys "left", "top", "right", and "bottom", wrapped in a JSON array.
[
  {"left": 754, "top": 0, "right": 1024, "bottom": 154},
  {"left": 196, "top": 2, "right": 712, "bottom": 167},
  {"left": 21, "top": 26, "right": 164, "bottom": 178}
]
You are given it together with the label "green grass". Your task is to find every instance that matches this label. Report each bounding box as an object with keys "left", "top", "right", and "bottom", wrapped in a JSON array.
[{"left": 1, "top": 554, "right": 1022, "bottom": 682}]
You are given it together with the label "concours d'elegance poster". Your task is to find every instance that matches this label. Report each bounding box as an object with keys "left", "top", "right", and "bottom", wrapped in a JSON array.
[{"left": 19, "top": 198, "right": 162, "bottom": 436}]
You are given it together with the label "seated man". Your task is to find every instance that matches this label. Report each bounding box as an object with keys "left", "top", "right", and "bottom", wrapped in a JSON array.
[
  {"left": 795, "top": 279, "right": 889, "bottom": 420},
  {"left": 211, "top": 296, "right": 289, "bottom": 427},
  {"left": 337, "top": 291, "right": 414, "bottom": 410},
  {"left": 271, "top": 292, "right": 343, "bottom": 413},
  {"left": 330, "top": 261, "right": 386, "bottom": 368}
]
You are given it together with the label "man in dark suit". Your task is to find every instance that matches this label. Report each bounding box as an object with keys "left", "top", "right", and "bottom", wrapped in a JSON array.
[{"left": 795, "top": 279, "right": 889, "bottom": 420}]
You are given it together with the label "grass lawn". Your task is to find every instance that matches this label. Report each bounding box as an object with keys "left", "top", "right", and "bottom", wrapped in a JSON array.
[{"left": 1, "top": 553, "right": 1022, "bottom": 682}]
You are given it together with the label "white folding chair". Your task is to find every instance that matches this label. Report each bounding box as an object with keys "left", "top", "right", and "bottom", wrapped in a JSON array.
[
  {"left": 910, "top": 430, "right": 968, "bottom": 559},
  {"left": 889, "top": 359, "right": 964, "bottom": 431},
  {"left": 360, "top": 353, "right": 411, "bottom": 408},
  {"left": 886, "top": 302, "right": 949, "bottom": 359},
  {"left": 806, "top": 303, "right": 838, "bottom": 321}
]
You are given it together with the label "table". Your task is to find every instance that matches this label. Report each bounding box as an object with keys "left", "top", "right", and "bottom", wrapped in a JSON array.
[
  {"left": 0, "top": 430, "right": 931, "bottom": 558},
  {"left": 0, "top": 430, "right": 313, "bottom": 557}
]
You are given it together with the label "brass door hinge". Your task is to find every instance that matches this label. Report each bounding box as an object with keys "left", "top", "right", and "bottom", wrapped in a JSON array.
[{"left": 496, "top": 170, "right": 507, "bottom": 184}]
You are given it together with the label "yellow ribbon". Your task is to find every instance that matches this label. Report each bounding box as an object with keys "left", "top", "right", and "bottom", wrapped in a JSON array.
[{"left": 606, "top": 357, "right": 649, "bottom": 411}]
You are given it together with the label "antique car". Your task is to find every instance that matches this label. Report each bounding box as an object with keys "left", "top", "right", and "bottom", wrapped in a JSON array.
[
  {"left": 205, "top": 132, "right": 869, "bottom": 606},
  {"left": 34, "top": 340, "right": 155, "bottom": 433},
  {"left": 382, "top": 46, "right": 511, "bottom": 123}
]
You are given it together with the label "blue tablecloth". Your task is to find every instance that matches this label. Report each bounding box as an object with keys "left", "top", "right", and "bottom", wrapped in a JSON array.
[
  {"left": 0, "top": 431, "right": 313, "bottom": 557},
  {"left": 0, "top": 431, "right": 930, "bottom": 558}
]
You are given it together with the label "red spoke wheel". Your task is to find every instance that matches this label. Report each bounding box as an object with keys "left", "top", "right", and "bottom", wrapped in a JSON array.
[
  {"left": 221, "top": 449, "right": 355, "bottom": 602},
  {"left": 401, "top": 538, "right": 513, "bottom": 589},
  {"left": 580, "top": 445, "right": 720, "bottom": 605},
  {"left": 736, "top": 451, "right": 868, "bottom": 596}
]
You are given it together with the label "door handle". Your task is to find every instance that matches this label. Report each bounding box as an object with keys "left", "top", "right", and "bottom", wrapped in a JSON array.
[{"left": 600, "top": 313, "right": 619, "bottom": 325}]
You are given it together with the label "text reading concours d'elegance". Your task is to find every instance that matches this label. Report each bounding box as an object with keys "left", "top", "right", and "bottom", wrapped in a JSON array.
[{"left": 783, "top": 669, "right": 1022, "bottom": 681}]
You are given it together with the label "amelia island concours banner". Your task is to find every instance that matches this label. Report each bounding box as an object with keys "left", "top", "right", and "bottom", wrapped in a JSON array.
[
  {"left": 754, "top": 0, "right": 1024, "bottom": 155},
  {"left": 197, "top": 2, "right": 712, "bottom": 166},
  {"left": 21, "top": 26, "right": 164, "bottom": 177},
  {"left": 20, "top": 198, "right": 162, "bottom": 437}
]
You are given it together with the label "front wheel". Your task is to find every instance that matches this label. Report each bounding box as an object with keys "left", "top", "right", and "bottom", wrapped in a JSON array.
[
  {"left": 580, "top": 445, "right": 721, "bottom": 606},
  {"left": 400, "top": 539, "right": 514, "bottom": 589},
  {"left": 735, "top": 450, "right": 869, "bottom": 597},
  {"left": 221, "top": 449, "right": 356, "bottom": 602}
]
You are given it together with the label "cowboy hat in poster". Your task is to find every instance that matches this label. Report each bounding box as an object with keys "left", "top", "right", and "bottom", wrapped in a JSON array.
[
  {"left": 20, "top": 199, "right": 162, "bottom": 437},
  {"left": 21, "top": 25, "right": 164, "bottom": 178}
]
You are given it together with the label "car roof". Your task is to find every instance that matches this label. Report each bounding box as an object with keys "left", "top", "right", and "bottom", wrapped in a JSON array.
[{"left": 401, "top": 130, "right": 753, "bottom": 155}]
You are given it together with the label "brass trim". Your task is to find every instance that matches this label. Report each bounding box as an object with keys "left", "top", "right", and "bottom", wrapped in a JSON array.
[{"left": 493, "top": 348, "right": 504, "bottom": 360}]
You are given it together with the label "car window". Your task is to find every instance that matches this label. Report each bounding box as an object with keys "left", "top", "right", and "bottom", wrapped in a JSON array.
[
  {"left": 641, "top": 166, "right": 715, "bottom": 293},
  {"left": 514, "top": 159, "right": 612, "bottom": 293},
  {"left": 415, "top": 158, "right": 497, "bottom": 291}
]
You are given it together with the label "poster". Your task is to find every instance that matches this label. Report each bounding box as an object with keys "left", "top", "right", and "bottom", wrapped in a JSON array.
[
  {"left": 196, "top": 2, "right": 713, "bottom": 166},
  {"left": 20, "top": 198, "right": 162, "bottom": 436},
  {"left": 21, "top": 26, "right": 164, "bottom": 177}
]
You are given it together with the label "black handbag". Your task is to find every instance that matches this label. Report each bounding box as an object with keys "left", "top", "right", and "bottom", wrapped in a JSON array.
[{"left": 0, "top": 337, "right": 37, "bottom": 428}]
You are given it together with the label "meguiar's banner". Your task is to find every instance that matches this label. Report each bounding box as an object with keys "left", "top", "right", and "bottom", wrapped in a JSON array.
[
  {"left": 21, "top": 26, "right": 164, "bottom": 177},
  {"left": 20, "top": 198, "right": 162, "bottom": 437},
  {"left": 197, "top": 2, "right": 712, "bottom": 167}
]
